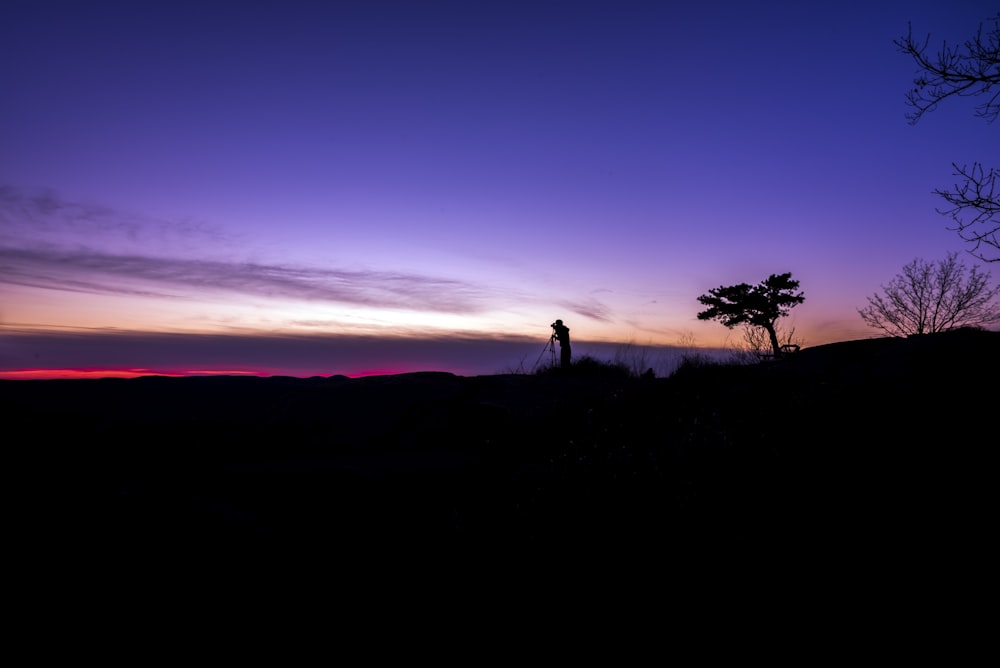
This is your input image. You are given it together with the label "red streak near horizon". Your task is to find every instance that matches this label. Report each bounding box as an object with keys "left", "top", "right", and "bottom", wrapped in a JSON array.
[
  {"left": 0, "top": 367, "right": 410, "bottom": 380},
  {"left": 0, "top": 368, "right": 265, "bottom": 381}
]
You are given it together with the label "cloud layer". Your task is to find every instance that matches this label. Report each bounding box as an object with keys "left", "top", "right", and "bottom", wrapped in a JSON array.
[{"left": 1, "top": 186, "right": 506, "bottom": 315}]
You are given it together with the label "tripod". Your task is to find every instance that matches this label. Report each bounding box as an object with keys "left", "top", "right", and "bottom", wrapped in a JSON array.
[{"left": 533, "top": 334, "right": 557, "bottom": 371}]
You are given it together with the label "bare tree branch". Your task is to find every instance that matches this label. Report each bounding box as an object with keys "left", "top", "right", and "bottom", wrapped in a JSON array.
[
  {"left": 934, "top": 162, "right": 1000, "bottom": 262},
  {"left": 895, "top": 15, "right": 1000, "bottom": 125},
  {"left": 896, "top": 13, "right": 1000, "bottom": 261}
]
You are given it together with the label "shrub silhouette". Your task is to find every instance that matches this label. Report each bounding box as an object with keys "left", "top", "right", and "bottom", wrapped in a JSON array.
[
  {"left": 534, "top": 354, "right": 632, "bottom": 379},
  {"left": 670, "top": 351, "right": 728, "bottom": 377}
]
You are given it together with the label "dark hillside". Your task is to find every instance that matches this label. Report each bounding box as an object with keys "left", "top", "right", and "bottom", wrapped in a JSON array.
[{"left": 6, "top": 328, "right": 996, "bottom": 573}]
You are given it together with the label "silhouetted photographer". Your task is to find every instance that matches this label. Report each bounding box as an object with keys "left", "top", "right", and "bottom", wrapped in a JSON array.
[{"left": 551, "top": 319, "right": 571, "bottom": 368}]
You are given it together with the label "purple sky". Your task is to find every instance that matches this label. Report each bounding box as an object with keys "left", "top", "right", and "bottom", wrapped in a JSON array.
[{"left": 1, "top": 0, "right": 996, "bottom": 379}]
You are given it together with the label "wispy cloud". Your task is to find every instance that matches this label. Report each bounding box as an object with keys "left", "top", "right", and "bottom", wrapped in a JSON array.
[
  {"left": 0, "top": 185, "right": 231, "bottom": 251},
  {"left": 0, "top": 246, "right": 495, "bottom": 312},
  {"left": 0, "top": 186, "right": 499, "bottom": 313},
  {"left": 557, "top": 296, "right": 614, "bottom": 323}
]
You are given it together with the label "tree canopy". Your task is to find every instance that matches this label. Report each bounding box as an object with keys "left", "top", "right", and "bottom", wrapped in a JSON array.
[{"left": 697, "top": 272, "right": 805, "bottom": 358}]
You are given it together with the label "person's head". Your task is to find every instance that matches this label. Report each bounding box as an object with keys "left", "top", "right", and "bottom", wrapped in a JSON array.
[{"left": 555, "top": 319, "right": 563, "bottom": 326}]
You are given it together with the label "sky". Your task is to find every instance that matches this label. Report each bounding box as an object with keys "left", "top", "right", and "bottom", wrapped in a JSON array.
[{"left": 1, "top": 0, "right": 997, "bottom": 379}]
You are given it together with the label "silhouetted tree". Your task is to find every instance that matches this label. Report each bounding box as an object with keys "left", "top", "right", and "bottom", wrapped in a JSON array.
[
  {"left": 858, "top": 252, "right": 1000, "bottom": 336},
  {"left": 896, "top": 12, "right": 1000, "bottom": 261},
  {"left": 697, "top": 273, "right": 805, "bottom": 358},
  {"left": 738, "top": 321, "right": 802, "bottom": 362}
]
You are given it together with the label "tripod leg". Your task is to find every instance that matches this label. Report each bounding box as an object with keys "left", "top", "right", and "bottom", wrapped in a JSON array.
[
  {"left": 533, "top": 337, "right": 556, "bottom": 371},
  {"left": 533, "top": 338, "right": 552, "bottom": 370}
]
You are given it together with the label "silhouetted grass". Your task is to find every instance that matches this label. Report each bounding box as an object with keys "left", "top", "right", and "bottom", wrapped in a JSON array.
[
  {"left": 669, "top": 350, "right": 730, "bottom": 376},
  {"left": 533, "top": 354, "right": 632, "bottom": 378}
]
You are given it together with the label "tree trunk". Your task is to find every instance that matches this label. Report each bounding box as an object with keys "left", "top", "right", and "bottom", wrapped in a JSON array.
[{"left": 765, "top": 324, "right": 781, "bottom": 358}]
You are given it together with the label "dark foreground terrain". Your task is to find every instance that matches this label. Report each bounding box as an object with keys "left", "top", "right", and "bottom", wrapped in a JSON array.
[{"left": 7, "top": 329, "right": 996, "bottom": 579}]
